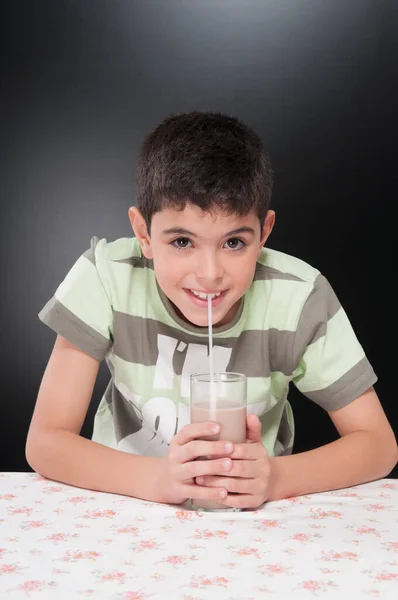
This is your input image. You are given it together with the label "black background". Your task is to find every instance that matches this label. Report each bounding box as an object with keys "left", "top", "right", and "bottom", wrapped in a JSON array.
[{"left": 1, "top": 1, "right": 396, "bottom": 476}]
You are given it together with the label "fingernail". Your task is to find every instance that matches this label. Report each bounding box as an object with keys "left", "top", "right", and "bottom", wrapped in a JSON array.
[
  {"left": 219, "top": 490, "right": 227, "bottom": 498},
  {"left": 224, "top": 442, "right": 233, "bottom": 452},
  {"left": 212, "top": 424, "right": 220, "bottom": 433},
  {"left": 196, "top": 477, "right": 204, "bottom": 485},
  {"left": 223, "top": 459, "right": 231, "bottom": 469}
]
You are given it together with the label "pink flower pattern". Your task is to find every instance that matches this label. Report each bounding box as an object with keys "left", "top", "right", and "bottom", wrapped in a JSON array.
[{"left": 0, "top": 473, "right": 397, "bottom": 598}]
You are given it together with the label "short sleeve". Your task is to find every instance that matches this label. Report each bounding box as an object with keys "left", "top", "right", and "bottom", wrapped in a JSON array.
[
  {"left": 38, "top": 236, "right": 113, "bottom": 361},
  {"left": 291, "top": 274, "right": 377, "bottom": 411}
]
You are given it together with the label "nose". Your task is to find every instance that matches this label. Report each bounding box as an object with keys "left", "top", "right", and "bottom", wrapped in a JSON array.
[{"left": 196, "top": 250, "right": 224, "bottom": 285}]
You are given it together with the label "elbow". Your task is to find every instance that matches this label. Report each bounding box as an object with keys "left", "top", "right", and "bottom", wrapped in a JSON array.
[
  {"left": 25, "top": 435, "right": 39, "bottom": 473},
  {"left": 380, "top": 435, "right": 398, "bottom": 478},
  {"left": 25, "top": 430, "right": 47, "bottom": 476},
  {"left": 389, "top": 442, "right": 398, "bottom": 474}
]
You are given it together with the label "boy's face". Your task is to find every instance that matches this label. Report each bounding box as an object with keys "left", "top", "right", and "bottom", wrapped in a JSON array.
[{"left": 130, "top": 203, "right": 275, "bottom": 327}]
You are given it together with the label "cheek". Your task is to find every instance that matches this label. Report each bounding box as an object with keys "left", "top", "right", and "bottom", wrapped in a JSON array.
[
  {"left": 232, "top": 254, "right": 258, "bottom": 287},
  {"left": 153, "top": 257, "right": 183, "bottom": 289},
  {"left": 238, "top": 272, "right": 256, "bottom": 292}
]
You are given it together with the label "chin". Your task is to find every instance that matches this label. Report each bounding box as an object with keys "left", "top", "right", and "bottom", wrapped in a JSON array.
[
  {"left": 183, "top": 312, "right": 210, "bottom": 328},
  {"left": 185, "top": 308, "right": 229, "bottom": 328}
]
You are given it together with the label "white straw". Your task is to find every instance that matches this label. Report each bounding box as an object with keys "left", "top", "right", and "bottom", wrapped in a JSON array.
[{"left": 207, "top": 295, "right": 216, "bottom": 413}]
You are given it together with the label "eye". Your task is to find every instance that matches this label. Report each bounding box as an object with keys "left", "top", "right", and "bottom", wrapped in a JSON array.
[
  {"left": 172, "top": 237, "right": 192, "bottom": 250},
  {"left": 224, "top": 238, "right": 245, "bottom": 250}
]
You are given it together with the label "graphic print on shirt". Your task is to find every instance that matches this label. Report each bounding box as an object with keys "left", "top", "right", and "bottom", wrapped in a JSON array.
[{"left": 117, "top": 333, "right": 233, "bottom": 456}]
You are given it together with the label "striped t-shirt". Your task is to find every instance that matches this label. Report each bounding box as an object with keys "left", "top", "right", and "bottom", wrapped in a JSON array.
[{"left": 39, "top": 236, "right": 377, "bottom": 458}]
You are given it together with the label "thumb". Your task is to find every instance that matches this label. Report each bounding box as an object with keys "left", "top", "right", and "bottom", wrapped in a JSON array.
[{"left": 246, "top": 414, "right": 262, "bottom": 443}]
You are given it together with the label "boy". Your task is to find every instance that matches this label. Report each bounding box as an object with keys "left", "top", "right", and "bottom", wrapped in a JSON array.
[{"left": 26, "top": 111, "right": 397, "bottom": 509}]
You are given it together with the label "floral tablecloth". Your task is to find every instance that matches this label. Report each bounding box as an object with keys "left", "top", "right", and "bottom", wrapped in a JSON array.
[{"left": 1, "top": 473, "right": 398, "bottom": 599}]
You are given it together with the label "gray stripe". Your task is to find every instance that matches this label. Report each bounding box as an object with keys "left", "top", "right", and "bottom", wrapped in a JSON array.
[
  {"left": 105, "top": 354, "right": 115, "bottom": 379},
  {"left": 254, "top": 263, "right": 305, "bottom": 282},
  {"left": 114, "top": 256, "right": 154, "bottom": 269},
  {"left": 292, "top": 274, "right": 341, "bottom": 368},
  {"left": 303, "top": 356, "right": 377, "bottom": 411},
  {"left": 38, "top": 297, "right": 112, "bottom": 361},
  {"left": 82, "top": 236, "right": 100, "bottom": 265},
  {"left": 273, "top": 405, "right": 294, "bottom": 457},
  {"left": 113, "top": 312, "right": 297, "bottom": 377},
  {"left": 228, "top": 329, "right": 296, "bottom": 376},
  {"left": 104, "top": 382, "right": 113, "bottom": 413},
  {"left": 105, "top": 383, "right": 143, "bottom": 443}
]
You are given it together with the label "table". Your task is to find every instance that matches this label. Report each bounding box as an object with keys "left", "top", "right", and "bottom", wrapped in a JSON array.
[{"left": 1, "top": 473, "right": 397, "bottom": 598}]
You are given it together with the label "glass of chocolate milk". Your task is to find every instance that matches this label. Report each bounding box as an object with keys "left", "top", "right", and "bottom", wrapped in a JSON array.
[{"left": 190, "top": 372, "right": 247, "bottom": 512}]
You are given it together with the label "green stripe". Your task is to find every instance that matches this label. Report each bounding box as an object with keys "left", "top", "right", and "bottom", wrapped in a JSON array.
[
  {"left": 294, "top": 307, "right": 367, "bottom": 393},
  {"left": 53, "top": 254, "right": 113, "bottom": 338}
]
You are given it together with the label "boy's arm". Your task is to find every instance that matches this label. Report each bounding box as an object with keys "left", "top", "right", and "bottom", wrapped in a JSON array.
[
  {"left": 26, "top": 335, "right": 162, "bottom": 501},
  {"left": 27, "top": 335, "right": 233, "bottom": 505},
  {"left": 268, "top": 387, "right": 398, "bottom": 501}
]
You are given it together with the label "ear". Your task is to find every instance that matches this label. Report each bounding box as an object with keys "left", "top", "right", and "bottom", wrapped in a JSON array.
[
  {"left": 259, "top": 210, "right": 275, "bottom": 252},
  {"left": 128, "top": 207, "right": 153, "bottom": 259}
]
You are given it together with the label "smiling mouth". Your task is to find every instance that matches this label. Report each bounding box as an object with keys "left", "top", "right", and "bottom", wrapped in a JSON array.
[
  {"left": 184, "top": 288, "right": 227, "bottom": 304},
  {"left": 189, "top": 289, "right": 222, "bottom": 299}
]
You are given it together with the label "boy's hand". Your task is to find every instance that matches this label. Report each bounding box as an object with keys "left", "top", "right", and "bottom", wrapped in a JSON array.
[
  {"left": 155, "top": 422, "right": 234, "bottom": 505},
  {"left": 195, "top": 414, "right": 272, "bottom": 509}
]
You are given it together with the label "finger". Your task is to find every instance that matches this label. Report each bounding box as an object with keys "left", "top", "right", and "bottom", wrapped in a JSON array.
[
  {"left": 230, "top": 443, "right": 266, "bottom": 460},
  {"left": 174, "top": 422, "right": 220, "bottom": 446},
  {"left": 223, "top": 459, "right": 259, "bottom": 478},
  {"left": 182, "top": 457, "right": 233, "bottom": 480},
  {"left": 181, "top": 439, "right": 234, "bottom": 463},
  {"left": 196, "top": 475, "right": 254, "bottom": 495},
  {"left": 246, "top": 414, "right": 262, "bottom": 443},
  {"left": 182, "top": 483, "right": 228, "bottom": 502},
  {"left": 221, "top": 493, "right": 262, "bottom": 510}
]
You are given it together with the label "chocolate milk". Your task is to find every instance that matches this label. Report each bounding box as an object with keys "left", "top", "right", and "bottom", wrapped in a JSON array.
[{"left": 191, "top": 403, "right": 247, "bottom": 510}]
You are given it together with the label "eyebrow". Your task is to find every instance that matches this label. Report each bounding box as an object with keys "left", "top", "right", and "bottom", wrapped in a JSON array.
[{"left": 161, "top": 226, "right": 256, "bottom": 237}]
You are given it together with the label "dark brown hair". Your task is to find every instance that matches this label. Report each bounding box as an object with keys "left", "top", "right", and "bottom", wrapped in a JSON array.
[{"left": 136, "top": 111, "right": 273, "bottom": 229}]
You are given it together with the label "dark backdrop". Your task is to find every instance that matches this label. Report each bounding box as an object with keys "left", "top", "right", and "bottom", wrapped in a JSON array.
[{"left": 1, "top": 0, "right": 396, "bottom": 476}]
